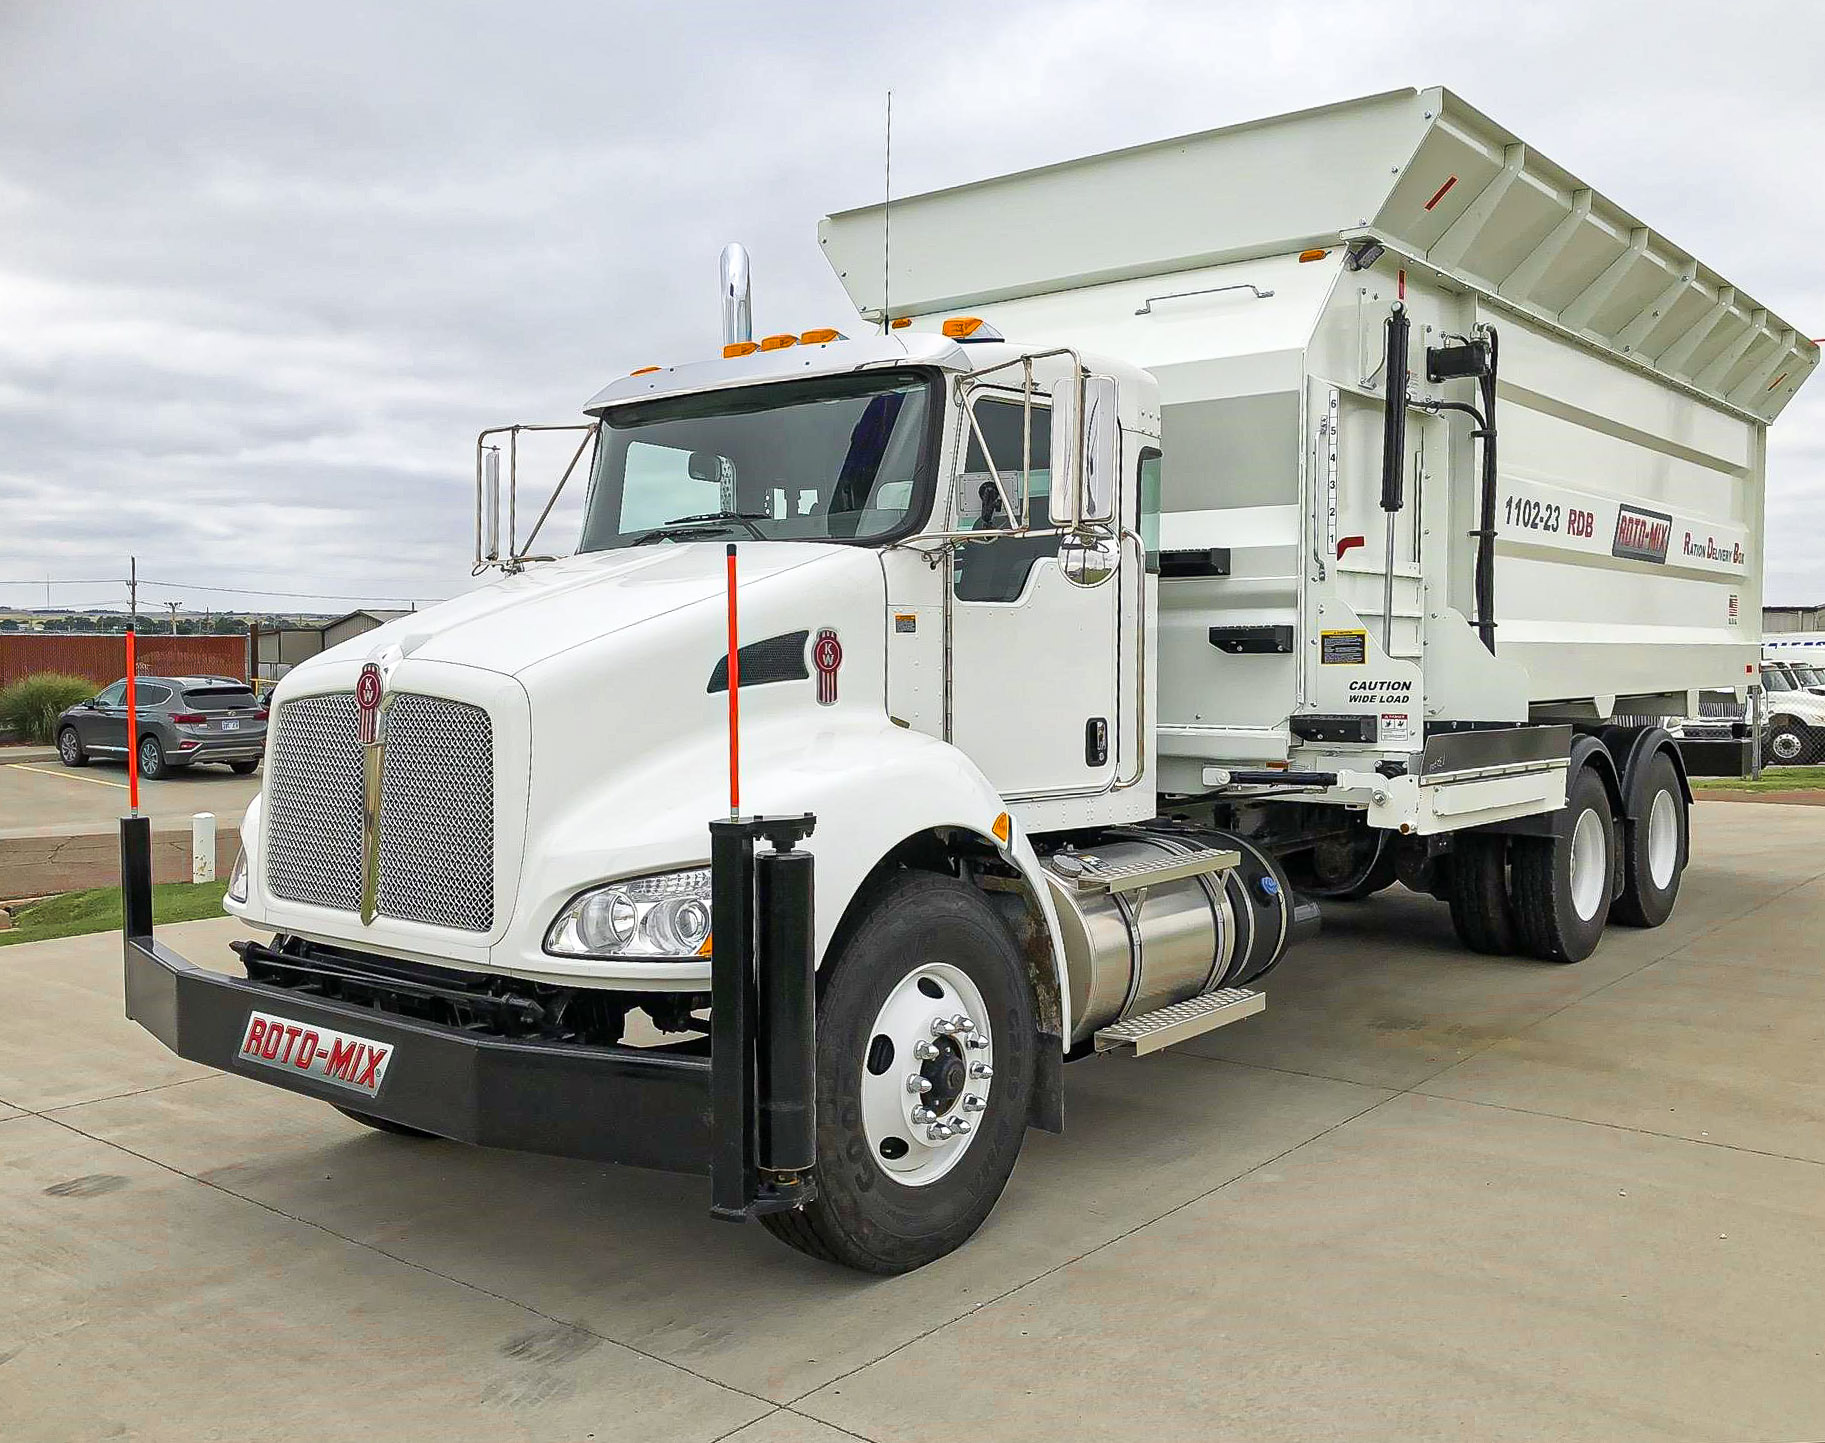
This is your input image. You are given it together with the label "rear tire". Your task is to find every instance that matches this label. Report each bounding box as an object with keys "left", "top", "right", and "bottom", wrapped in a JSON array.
[
  {"left": 1445, "top": 832, "right": 1518, "bottom": 955},
  {"left": 333, "top": 1106, "right": 438, "bottom": 1139},
  {"left": 1509, "top": 765, "right": 1615, "bottom": 963},
  {"left": 760, "top": 871, "right": 1036, "bottom": 1274},
  {"left": 229, "top": 759, "right": 259, "bottom": 775},
  {"left": 58, "top": 727, "right": 89, "bottom": 767},
  {"left": 1612, "top": 751, "right": 1687, "bottom": 928},
  {"left": 136, "top": 734, "right": 167, "bottom": 780}
]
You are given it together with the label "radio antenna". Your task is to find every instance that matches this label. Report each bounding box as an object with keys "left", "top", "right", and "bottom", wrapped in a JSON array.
[{"left": 882, "top": 89, "right": 892, "bottom": 333}]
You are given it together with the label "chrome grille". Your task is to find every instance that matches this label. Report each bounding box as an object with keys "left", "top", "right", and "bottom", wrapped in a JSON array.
[
  {"left": 375, "top": 693, "right": 495, "bottom": 931},
  {"left": 264, "top": 691, "right": 495, "bottom": 933},
  {"left": 265, "top": 693, "right": 364, "bottom": 913}
]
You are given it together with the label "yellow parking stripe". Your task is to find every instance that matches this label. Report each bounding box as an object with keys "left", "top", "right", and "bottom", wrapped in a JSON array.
[{"left": 5, "top": 762, "right": 129, "bottom": 790}]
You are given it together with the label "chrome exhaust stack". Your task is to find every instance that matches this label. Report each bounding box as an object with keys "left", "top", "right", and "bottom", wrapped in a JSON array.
[{"left": 720, "top": 243, "right": 752, "bottom": 348}]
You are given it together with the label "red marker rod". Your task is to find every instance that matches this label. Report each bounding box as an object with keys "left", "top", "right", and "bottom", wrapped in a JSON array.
[
  {"left": 125, "top": 628, "right": 139, "bottom": 814},
  {"left": 725, "top": 543, "right": 740, "bottom": 819}
]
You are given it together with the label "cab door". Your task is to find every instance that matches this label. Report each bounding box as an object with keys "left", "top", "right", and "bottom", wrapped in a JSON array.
[{"left": 947, "top": 388, "right": 1123, "bottom": 798}]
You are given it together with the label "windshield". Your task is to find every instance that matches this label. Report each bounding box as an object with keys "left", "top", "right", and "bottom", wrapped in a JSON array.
[
  {"left": 1762, "top": 666, "right": 1795, "bottom": 692},
  {"left": 1789, "top": 664, "right": 1824, "bottom": 686},
  {"left": 579, "top": 371, "right": 937, "bottom": 551}
]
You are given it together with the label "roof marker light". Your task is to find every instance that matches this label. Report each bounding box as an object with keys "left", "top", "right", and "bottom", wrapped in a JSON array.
[
  {"left": 1299, "top": 248, "right": 1329, "bottom": 262},
  {"left": 890, "top": 317, "right": 913, "bottom": 329},
  {"left": 758, "top": 333, "right": 798, "bottom": 351},
  {"left": 942, "top": 316, "right": 1002, "bottom": 341},
  {"left": 800, "top": 328, "right": 846, "bottom": 344},
  {"left": 631, "top": 365, "right": 661, "bottom": 375},
  {"left": 723, "top": 341, "right": 758, "bottom": 358}
]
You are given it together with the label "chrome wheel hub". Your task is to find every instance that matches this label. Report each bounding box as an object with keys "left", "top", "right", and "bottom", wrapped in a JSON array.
[{"left": 861, "top": 962, "right": 993, "bottom": 1186}]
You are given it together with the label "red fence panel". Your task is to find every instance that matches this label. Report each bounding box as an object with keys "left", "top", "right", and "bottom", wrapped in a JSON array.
[{"left": 0, "top": 634, "right": 250, "bottom": 689}]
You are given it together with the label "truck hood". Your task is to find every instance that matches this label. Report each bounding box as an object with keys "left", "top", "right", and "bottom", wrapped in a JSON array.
[{"left": 308, "top": 543, "right": 862, "bottom": 679}]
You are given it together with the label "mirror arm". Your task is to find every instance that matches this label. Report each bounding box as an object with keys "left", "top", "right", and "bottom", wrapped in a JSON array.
[{"left": 517, "top": 423, "right": 599, "bottom": 560}]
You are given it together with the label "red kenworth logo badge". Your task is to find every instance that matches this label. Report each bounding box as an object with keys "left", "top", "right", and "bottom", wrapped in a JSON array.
[
  {"left": 355, "top": 663, "right": 383, "bottom": 744},
  {"left": 813, "top": 628, "right": 843, "bottom": 706}
]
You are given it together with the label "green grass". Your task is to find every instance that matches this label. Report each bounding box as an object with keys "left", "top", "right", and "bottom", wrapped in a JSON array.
[
  {"left": 1692, "top": 765, "right": 1825, "bottom": 793},
  {"left": 0, "top": 880, "right": 229, "bottom": 947}
]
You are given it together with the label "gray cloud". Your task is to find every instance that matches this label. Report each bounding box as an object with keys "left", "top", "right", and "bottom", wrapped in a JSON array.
[{"left": 2, "top": 0, "right": 1820, "bottom": 615}]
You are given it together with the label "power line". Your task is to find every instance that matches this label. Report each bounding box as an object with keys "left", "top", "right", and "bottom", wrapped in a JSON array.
[{"left": 0, "top": 576, "right": 445, "bottom": 605}]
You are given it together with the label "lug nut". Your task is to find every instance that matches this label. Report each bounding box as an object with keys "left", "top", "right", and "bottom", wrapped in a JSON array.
[
  {"left": 927, "top": 1123, "right": 953, "bottom": 1142},
  {"left": 966, "top": 1034, "right": 989, "bottom": 1050},
  {"left": 913, "top": 1040, "right": 941, "bottom": 1061},
  {"left": 963, "top": 1094, "right": 985, "bottom": 1112},
  {"left": 930, "top": 1018, "right": 958, "bottom": 1037},
  {"left": 949, "top": 1116, "right": 972, "bottom": 1135},
  {"left": 911, "top": 1106, "right": 936, "bottom": 1124},
  {"left": 952, "top": 1014, "right": 975, "bottom": 1034},
  {"left": 969, "top": 1062, "right": 994, "bottom": 1080},
  {"left": 906, "top": 1073, "right": 932, "bottom": 1095}
]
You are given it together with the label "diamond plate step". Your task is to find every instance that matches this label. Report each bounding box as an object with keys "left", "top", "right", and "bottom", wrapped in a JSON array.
[
  {"left": 1093, "top": 987, "right": 1265, "bottom": 1055},
  {"left": 1062, "top": 845, "right": 1239, "bottom": 895}
]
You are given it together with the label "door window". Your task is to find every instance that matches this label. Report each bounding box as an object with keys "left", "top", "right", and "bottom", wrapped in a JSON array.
[
  {"left": 953, "top": 397, "right": 1058, "bottom": 603},
  {"left": 95, "top": 681, "right": 127, "bottom": 706}
]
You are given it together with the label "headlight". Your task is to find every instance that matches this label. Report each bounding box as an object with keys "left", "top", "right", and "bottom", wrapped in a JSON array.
[
  {"left": 226, "top": 849, "right": 249, "bottom": 905},
  {"left": 544, "top": 868, "right": 712, "bottom": 960}
]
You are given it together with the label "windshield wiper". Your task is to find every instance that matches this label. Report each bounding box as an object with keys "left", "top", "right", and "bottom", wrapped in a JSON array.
[{"left": 630, "top": 511, "right": 770, "bottom": 545}]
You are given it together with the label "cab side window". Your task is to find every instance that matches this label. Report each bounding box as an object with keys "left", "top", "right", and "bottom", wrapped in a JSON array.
[
  {"left": 96, "top": 681, "right": 127, "bottom": 707},
  {"left": 953, "top": 398, "right": 1058, "bottom": 603}
]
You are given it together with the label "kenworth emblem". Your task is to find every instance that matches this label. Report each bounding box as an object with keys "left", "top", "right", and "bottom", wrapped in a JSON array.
[
  {"left": 813, "top": 628, "right": 843, "bottom": 706},
  {"left": 356, "top": 662, "right": 388, "bottom": 923},
  {"left": 355, "top": 662, "right": 384, "bottom": 744}
]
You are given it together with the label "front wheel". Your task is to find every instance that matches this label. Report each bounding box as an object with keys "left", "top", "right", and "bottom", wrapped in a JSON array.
[
  {"left": 1765, "top": 721, "right": 1815, "bottom": 766},
  {"left": 760, "top": 871, "right": 1036, "bottom": 1274},
  {"left": 136, "top": 734, "right": 168, "bottom": 780},
  {"left": 58, "top": 727, "right": 89, "bottom": 767}
]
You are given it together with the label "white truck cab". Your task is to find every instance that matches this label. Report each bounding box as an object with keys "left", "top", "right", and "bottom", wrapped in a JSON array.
[{"left": 123, "top": 87, "right": 1817, "bottom": 1272}]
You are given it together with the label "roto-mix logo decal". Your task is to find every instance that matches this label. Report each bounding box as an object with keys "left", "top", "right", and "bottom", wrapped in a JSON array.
[
  {"left": 813, "top": 628, "right": 843, "bottom": 705},
  {"left": 1612, "top": 504, "right": 1673, "bottom": 564}
]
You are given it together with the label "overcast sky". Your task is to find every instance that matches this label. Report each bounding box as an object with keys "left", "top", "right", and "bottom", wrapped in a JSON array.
[{"left": 2, "top": 0, "right": 1820, "bottom": 616}]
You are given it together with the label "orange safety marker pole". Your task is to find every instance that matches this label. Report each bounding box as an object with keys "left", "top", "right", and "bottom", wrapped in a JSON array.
[
  {"left": 125, "top": 627, "right": 139, "bottom": 814},
  {"left": 725, "top": 543, "right": 740, "bottom": 819}
]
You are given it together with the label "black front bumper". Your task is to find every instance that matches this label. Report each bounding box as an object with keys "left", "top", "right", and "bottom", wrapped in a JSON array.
[
  {"left": 124, "top": 932, "right": 712, "bottom": 1172},
  {"left": 119, "top": 811, "right": 819, "bottom": 1219}
]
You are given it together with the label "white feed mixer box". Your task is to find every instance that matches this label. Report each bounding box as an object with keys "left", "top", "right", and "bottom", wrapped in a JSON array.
[{"left": 821, "top": 87, "right": 1817, "bottom": 772}]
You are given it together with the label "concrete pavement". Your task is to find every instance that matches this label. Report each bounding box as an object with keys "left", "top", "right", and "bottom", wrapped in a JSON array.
[{"left": 3, "top": 801, "right": 1823, "bottom": 1440}]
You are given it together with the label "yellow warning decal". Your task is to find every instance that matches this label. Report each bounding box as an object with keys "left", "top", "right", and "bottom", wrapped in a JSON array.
[{"left": 1320, "top": 629, "right": 1368, "bottom": 664}]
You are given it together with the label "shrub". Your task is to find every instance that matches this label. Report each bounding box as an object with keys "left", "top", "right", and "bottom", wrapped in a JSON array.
[{"left": 0, "top": 673, "right": 99, "bottom": 745}]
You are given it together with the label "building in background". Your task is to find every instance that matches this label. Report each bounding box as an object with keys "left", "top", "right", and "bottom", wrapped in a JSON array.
[
  {"left": 1764, "top": 605, "right": 1825, "bottom": 634},
  {"left": 254, "top": 608, "right": 411, "bottom": 681}
]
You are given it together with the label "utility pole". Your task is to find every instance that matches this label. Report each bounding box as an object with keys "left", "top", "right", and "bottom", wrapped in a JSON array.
[
  {"left": 164, "top": 600, "right": 183, "bottom": 634},
  {"left": 128, "top": 556, "right": 138, "bottom": 632}
]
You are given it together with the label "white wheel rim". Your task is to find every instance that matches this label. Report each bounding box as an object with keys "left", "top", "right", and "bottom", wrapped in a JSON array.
[
  {"left": 1569, "top": 806, "right": 1607, "bottom": 921},
  {"left": 1646, "top": 787, "right": 1679, "bottom": 890},
  {"left": 1772, "top": 731, "right": 1802, "bottom": 761},
  {"left": 860, "top": 961, "right": 993, "bottom": 1188}
]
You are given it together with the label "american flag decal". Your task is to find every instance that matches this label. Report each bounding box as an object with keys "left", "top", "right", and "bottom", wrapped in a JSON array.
[{"left": 812, "top": 629, "right": 843, "bottom": 706}]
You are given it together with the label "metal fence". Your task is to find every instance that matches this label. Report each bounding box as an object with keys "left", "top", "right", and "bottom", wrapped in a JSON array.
[{"left": 0, "top": 633, "right": 249, "bottom": 689}]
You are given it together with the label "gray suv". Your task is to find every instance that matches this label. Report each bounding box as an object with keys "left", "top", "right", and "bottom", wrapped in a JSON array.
[{"left": 57, "top": 675, "right": 267, "bottom": 779}]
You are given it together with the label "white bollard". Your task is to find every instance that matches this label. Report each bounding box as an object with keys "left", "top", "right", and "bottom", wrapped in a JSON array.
[{"left": 192, "top": 813, "right": 217, "bottom": 884}]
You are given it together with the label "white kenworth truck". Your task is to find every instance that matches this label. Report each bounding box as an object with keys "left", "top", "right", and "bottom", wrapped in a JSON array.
[{"left": 122, "top": 87, "right": 1816, "bottom": 1273}]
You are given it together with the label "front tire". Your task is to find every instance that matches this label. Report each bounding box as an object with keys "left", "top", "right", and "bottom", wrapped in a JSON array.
[
  {"left": 58, "top": 727, "right": 89, "bottom": 767},
  {"left": 1612, "top": 751, "right": 1687, "bottom": 928},
  {"left": 760, "top": 871, "right": 1036, "bottom": 1274},
  {"left": 136, "top": 734, "right": 168, "bottom": 780},
  {"left": 1765, "top": 721, "right": 1815, "bottom": 766},
  {"left": 1509, "top": 765, "right": 1615, "bottom": 962}
]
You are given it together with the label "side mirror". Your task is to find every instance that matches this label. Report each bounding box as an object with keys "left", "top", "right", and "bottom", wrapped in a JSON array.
[
  {"left": 480, "top": 446, "right": 502, "bottom": 562},
  {"left": 1049, "top": 372, "right": 1119, "bottom": 529},
  {"left": 1059, "top": 534, "right": 1120, "bottom": 587},
  {"left": 687, "top": 450, "right": 723, "bottom": 483}
]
